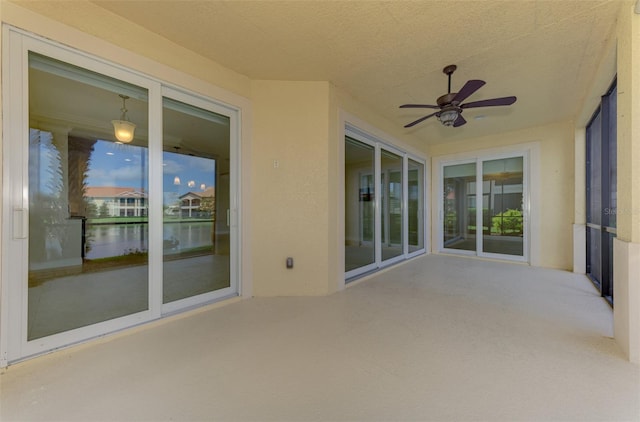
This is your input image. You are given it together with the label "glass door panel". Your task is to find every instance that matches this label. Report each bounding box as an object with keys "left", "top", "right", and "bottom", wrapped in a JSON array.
[
  {"left": 381, "top": 149, "right": 403, "bottom": 261},
  {"left": 162, "top": 98, "right": 231, "bottom": 304},
  {"left": 408, "top": 159, "right": 424, "bottom": 253},
  {"left": 481, "top": 157, "right": 524, "bottom": 256},
  {"left": 443, "top": 163, "right": 476, "bottom": 251},
  {"left": 345, "top": 137, "right": 375, "bottom": 272},
  {"left": 28, "top": 53, "right": 149, "bottom": 340}
]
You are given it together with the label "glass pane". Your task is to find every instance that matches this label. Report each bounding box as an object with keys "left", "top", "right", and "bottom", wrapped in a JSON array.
[
  {"left": 443, "top": 163, "right": 476, "bottom": 251},
  {"left": 28, "top": 52, "right": 149, "bottom": 340},
  {"left": 162, "top": 98, "right": 230, "bottom": 303},
  {"left": 587, "top": 227, "right": 602, "bottom": 287},
  {"left": 345, "top": 137, "right": 375, "bottom": 272},
  {"left": 408, "top": 159, "right": 424, "bottom": 253},
  {"left": 482, "top": 157, "right": 524, "bottom": 256},
  {"left": 381, "top": 149, "right": 403, "bottom": 261}
]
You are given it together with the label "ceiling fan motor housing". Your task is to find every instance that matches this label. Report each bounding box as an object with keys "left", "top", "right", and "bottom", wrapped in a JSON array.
[{"left": 437, "top": 93, "right": 459, "bottom": 107}]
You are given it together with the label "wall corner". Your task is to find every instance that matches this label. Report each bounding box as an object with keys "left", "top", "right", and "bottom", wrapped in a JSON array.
[{"left": 613, "top": 238, "right": 640, "bottom": 363}]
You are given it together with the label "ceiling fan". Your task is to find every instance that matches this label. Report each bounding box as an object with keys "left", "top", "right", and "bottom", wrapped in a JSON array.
[{"left": 400, "top": 64, "right": 517, "bottom": 128}]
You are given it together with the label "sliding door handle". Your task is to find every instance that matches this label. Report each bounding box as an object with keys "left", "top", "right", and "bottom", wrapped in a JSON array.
[{"left": 13, "top": 208, "right": 28, "bottom": 239}]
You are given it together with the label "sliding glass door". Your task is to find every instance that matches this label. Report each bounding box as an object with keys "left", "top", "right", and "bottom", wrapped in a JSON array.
[
  {"left": 3, "top": 29, "right": 239, "bottom": 364},
  {"left": 441, "top": 154, "right": 527, "bottom": 261},
  {"left": 344, "top": 128, "right": 426, "bottom": 280}
]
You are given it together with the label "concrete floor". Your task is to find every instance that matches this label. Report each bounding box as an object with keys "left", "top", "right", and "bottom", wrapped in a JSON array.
[{"left": 1, "top": 254, "right": 639, "bottom": 421}]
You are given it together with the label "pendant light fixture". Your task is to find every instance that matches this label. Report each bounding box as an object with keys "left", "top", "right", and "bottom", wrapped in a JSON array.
[{"left": 111, "top": 94, "right": 136, "bottom": 143}]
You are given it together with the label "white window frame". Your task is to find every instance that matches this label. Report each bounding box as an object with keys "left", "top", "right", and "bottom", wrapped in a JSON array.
[
  {"left": 343, "top": 123, "right": 427, "bottom": 282},
  {"left": 1, "top": 26, "right": 241, "bottom": 366},
  {"left": 434, "top": 144, "right": 540, "bottom": 264}
]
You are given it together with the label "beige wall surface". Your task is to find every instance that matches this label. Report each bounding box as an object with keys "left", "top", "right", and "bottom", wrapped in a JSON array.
[
  {"left": 429, "top": 121, "right": 575, "bottom": 270},
  {"left": 250, "top": 80, "right": 332, "bottom": 296},
  {"left": 616, "top": 2, "right": 640, "bottom": 244},
  {"left": 613, "top": 2, "right": 640, "bottom": 363}
]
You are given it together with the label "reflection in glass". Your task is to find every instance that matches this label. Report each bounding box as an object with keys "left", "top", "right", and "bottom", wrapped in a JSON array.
[
  {"left": 345, "top": 137, "right": 375, "bottom": 272},
  {"left": 162, "top": 98, "right": 230, "bottom": 303},
  {"left": 381, "top": 149, "right": 403, "bottom": 261},
  {"left": 408, "top": 159, "right": 424, "bottom": 253},
  {"left": 443, "top": 162, "right": 476, "bottom": 251},
  {"left": 482, "top": 157, "right": 524, "bottom": 256},
  {"left": 28, "top": 52, "right": 149, "bottom": 340}
]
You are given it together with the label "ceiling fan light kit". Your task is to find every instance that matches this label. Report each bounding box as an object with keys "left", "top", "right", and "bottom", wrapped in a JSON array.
[
  {"left": 400, "top": 64, "right": 516, "bottom": 128},
  {"left": 438, "top": 108, "right": 459, "bottom": 126}
]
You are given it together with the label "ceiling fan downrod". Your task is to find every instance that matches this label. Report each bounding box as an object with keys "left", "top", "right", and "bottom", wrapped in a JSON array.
[{"left": 443, "top": 64, "right": 457, "bottom": 94}]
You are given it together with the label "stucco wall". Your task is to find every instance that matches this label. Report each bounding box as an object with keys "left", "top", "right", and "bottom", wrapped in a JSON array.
[
  {"left": 250, "top": 81, "right": 333, "bottom": 296},
  {"left": 616, "top": 2, "right": 640, "bottom": 245},
  {"left": 613, "top": 2, "right": 640, "bottom": 363}
]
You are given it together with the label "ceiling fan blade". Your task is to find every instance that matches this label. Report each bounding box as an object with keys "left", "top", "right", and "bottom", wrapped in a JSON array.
[
  {"left": 452, "top": 80, "right": 485, "bottom": 104},
  {"left": 404, "top": 112, "right": 438, "bottom": 128},
  {"left": 453, "top": 114, "right": 467, "bottom": 127},
  {"left": 461, "top": 96, "right": 517, "bottom": 109},
  {"left": 399, "top": 104, "right": 439, "bottom": 109}
]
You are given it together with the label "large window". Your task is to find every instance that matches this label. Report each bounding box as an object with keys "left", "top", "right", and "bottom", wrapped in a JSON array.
[
  {"left": 586, "top": 79, "right": 616, "bottom": 304},
  {"left": 440, "top": 154, "right": 527, "bottom": 261},
  {"left": 2, "top": 29, "right": 239, "bottom": 364},
  {"left": 344, "top": 127, "right": 426, "bottom": 280}
]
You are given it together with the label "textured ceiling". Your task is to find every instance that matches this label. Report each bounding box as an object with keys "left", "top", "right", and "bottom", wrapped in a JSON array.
[{"left": 18, "top": 0, "right": 626, "bottom": 144}]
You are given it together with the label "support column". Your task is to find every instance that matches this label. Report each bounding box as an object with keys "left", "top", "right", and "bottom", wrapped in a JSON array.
[{"left": 614, "top": 3, "right": 640, "bottom": 363}]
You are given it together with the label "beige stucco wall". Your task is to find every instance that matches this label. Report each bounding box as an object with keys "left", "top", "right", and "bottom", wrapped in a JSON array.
[
  {"left": 429, "top": 121, "right": 575, "bottom": 270},
  {"left": 613, "top": 2, "right": 640, "bottom": 363},
  {"left": 616, "top": 3, "right": 640, "bottom": 244},
  {"left": 250, "top": 80, "right": 333, "bottom": 296}
]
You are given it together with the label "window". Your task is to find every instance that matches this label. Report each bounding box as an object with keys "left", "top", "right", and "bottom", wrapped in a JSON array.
[
  {"left": 586, "top": 78, "right": 616, "bottom": 304},
  {"left": 344, "top": 126, "right": 426, "bottom": 280}
]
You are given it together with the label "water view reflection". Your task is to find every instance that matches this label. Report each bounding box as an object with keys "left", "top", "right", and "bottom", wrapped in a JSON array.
[{"left": 85, "top": 221, "right": 214, "bottom": 259}]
